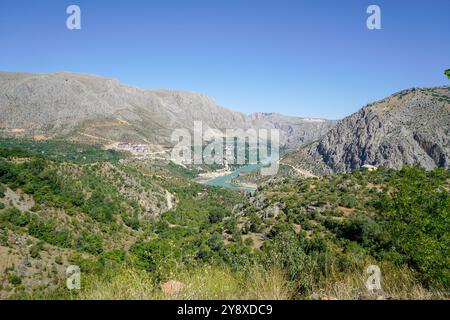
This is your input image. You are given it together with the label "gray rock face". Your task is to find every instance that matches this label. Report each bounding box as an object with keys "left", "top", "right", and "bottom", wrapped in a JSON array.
[
  {"left": 0, "top": 72, "right": 334, "bottom": 148},
  {"left": 249, "top": 112, "right": 337, "bottom": 149},
  {"left": 309, "top": 87, "right": 450, "bottom": 172},
  {"left": 0, "top": 72, "right": 250, "bottom": 143}
]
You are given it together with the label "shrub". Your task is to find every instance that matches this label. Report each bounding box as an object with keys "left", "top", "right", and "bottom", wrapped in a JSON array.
[
  {"left": 101, "top": 249, "right": 127, "bottom": 263},
  {"left": 76, "top": 232, "right": 103, "bottom": 255},
  {"left": 0, "top": 208, "right": 30, "bottom": 227},
  {"left": 208, "top": 207, "right": 225, "bottom": 224},
  {"left": 8, "top": 273, "right": 22, "bottom": 286},
  {"left": 131, "top": 239, "right": 182, "bottom": 280},
  {"left": 263, "top": 231, "right": 314, "bottom": 294},
  {"left": 339, "top": 194, "right": 358, "bottom": 208},
  {"left": 122, "top": 214, "right": 140, "bottom": 230},
  {"left": 55, "top": 256, "right": 63, "bottom": 265},
  {"left": 0, "top": 229, "right": 8, "bottom": 246},
  {"left": 0, "top": 184, "right": 5, "bottom": 198},
  {"left": 382, "top": 167, "right": 450, "bottom": 288},
  {"left": 208, "top": 233, "right": 224, "bottom": 251},
  {"left": 224, "top": 218, "right": 238, "bottom": 235},
  {"left": 244, "top": 237, "right": 254, "bottom": 247},
  {"left": 29, "top": 241, "right": 45, "bottom": 259},
  {"left": 28, "top": 216, "right": 72, "bottom": 248},
  {"left": 336, "top": 214, "right": 388, "bottom": 251}
]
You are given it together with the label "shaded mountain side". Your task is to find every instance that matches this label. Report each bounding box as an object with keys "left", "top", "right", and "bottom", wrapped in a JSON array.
[
  {"left": 283, "top": 87, "right": 450, "bottom": 174},
  {"left": 0, "top": 72, "right": 335, "bottom": 149}
]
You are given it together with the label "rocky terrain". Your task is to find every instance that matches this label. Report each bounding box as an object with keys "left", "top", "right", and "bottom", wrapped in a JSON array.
[
  {"left": 283, "top": 87, "right": 450, "bottom": 174},
  {"left": 0, "top": 72, "right": 335, "bottom": 150},
  {"left": 249, "top": 112, "right": 337, "bottom": 149},
  {"left": 0, "top": 78, "right": 449, "bottom": 299}
]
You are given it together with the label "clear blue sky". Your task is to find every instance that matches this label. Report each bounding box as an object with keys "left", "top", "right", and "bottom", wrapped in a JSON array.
[{"left": 0, "top": 0, "right": 449, "bottom": 119}]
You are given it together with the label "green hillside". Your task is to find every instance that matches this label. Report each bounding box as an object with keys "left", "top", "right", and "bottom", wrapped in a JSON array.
[{"left": 0, "top": 141, "right": 448, "bottom": 299}]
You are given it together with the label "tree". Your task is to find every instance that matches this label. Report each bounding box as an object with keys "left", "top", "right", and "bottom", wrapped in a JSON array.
[
  {"left": 208, "top": 207, "right": 225, "bottom": 224},
  {"left": 383, "top": 167, "right": 450, "bottom": 288},
  {"left": 445, "top": 69, "right": 450, "bottom": 79}
]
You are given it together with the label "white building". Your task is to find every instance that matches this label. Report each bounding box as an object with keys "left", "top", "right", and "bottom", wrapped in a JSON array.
[{"left": 362, "top": 164, "right": 378, "bottom": 172}]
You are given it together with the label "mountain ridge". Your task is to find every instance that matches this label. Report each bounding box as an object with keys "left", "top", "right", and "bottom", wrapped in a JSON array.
[{"left": 0, "top": 71, "right": 335, "bottom": 149}]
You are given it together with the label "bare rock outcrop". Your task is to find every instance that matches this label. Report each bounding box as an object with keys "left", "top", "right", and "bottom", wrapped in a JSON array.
[{"left": 308, "top": 87, "right": 450, "bottom": 172}]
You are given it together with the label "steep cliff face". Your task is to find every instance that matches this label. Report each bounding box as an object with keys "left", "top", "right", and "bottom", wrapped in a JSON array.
[
  {"left": 309, "top": 87, "right": 450, "bottom": 172},
  {"left": 281, "top": 87, "right": 450, "bottom": 174}
]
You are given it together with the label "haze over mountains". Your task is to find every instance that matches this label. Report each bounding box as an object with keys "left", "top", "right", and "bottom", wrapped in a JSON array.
[
  {"left": 0, "top": 72, "right": 334, "bottom": 149},
  {"left": 0, "top": 72, "right": 449, "bottom": 173}
]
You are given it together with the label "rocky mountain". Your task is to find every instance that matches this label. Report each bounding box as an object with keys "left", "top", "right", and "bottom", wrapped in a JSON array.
[
  {"left": 249, "top": 112, "right": 337, "bottom": 149},
  {"left": 284, "top": 87, "right": 450, "bottom": 174},
  {"left": 0, "top": 72, "right": 334, "bottom": 150}
]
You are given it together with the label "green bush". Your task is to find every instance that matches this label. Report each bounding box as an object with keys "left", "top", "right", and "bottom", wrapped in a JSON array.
[
  {"left": 29, "top": 241, "right": 45, "bottom": 259},
  {"left": 244, "top": 237, "right": 254, "bottom": 247},
  {"left": 263, "top": 231, "right": 313, "bottom": 294},
  {"left": 131, "top": 238, "right": 182, "bottom": 279},
  {"left": 208, "top": 232, "right": 224, "bottom": 251},
  {"left": 28, "top": 216, "right": 72, "bottom": 248},
  {"left": 336, "top": 214, "right": 389, "bottom": 251},
  {"left": 0, "top": 229, "right": 8, "bottom": 246},
  {"left": 248, "top": 212, "right": 263, "bottom": 233},
  {"left": 8, "top": 273, "right": 22, "bottom": 286},
  {"left": 76, "top": 232, "right": 103, "bottom": 255},
  {"left": 0, "top": 208, "right": 30, "bottom": 227},
  {"left": 339, "top": 194, "right": 358, "bottom": 208},
  {"left": 101, "top": 249, "right": 127, "bottom": 263},
  {"left": 208, "top": 207, "right": 225, "bottom": 224},
  {"left": 382, "top": 167, "right": 450, "bottom": 288},
  {"left": 122, "top": 214, "right": 140, "bottom": 230}
]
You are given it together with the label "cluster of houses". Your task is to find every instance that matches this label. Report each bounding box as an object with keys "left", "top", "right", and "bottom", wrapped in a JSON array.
[{"left": 117, "top": 142, "right": 149, "bottom": 154}]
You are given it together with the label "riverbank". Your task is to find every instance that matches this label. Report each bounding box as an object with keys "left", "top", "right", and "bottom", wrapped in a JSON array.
[
  {"left": 195, "top": 160, "right": 271, "bottom": 192},
  {"left": 195, "top": 169, "right": 233, "bottom": 183}
]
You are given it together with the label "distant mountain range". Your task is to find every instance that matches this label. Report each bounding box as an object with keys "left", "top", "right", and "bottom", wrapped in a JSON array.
[
  {"left": 248, "top": 112, "right": 337, "bottom": 149},
  {"left": 0, "top": 72, "right": 334, "bottom": 150},
  {"left": 1, "top": 72, "right": 449, "bottom": 173}
]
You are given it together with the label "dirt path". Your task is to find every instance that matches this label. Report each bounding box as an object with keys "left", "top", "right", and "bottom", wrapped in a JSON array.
[
  {"left": 78, "top": 132, "right": 114, "bottom": 143},
  {"left": 284, "top": 164, "right": 318, "bottom": 178}
]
